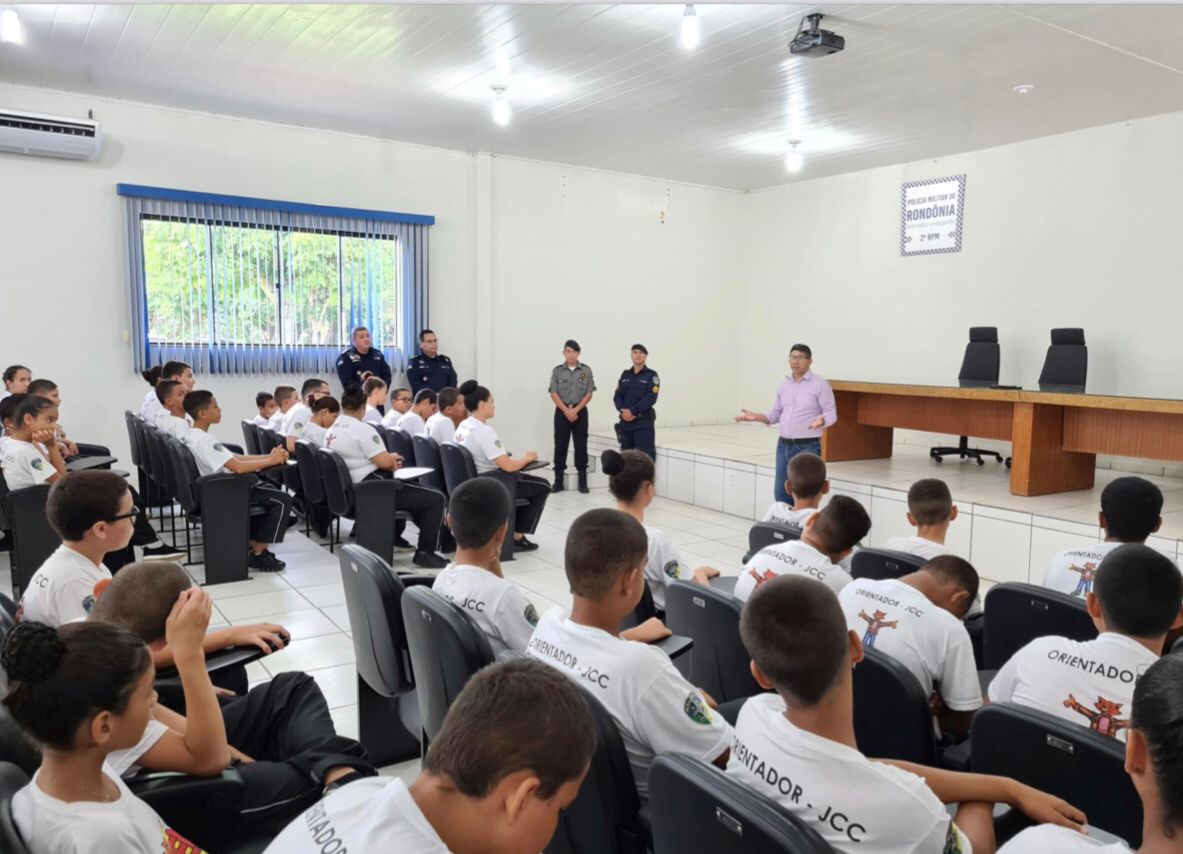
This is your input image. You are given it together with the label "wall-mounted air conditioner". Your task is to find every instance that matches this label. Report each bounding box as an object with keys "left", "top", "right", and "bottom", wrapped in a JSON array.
[{"left": 0, "top": 109, "right": 102, "bottom": 160}]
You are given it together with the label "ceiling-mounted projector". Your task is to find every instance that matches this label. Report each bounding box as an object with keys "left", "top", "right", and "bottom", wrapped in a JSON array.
[{"left": 789, "top": 14, "right": 845, "bottom": 58}]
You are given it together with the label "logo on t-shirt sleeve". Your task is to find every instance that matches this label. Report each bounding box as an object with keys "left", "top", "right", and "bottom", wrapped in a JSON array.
[
  {"left": 371, "top": 434, "right": 381, "bottom": 445},
  {"left": 213, "top": 442, "right": 226, "bottom": 452},
  {"left": 30, "top": 457, "right": 42, "bottom": 471},
  {"left": 663, "top": 560, "right": 682, "bottom": 580},
  {"left": 524, "top": 603, "right": 539, "bottom": 627},
  {"left": 942, "top": 822, "right": 968, "bottom": 854},
  {"left": 684, "top": 692, "right": 714, "bottom": 725}
]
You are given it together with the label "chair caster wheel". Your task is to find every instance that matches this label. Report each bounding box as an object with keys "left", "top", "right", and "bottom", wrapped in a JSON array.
[{"left": 977, "top": 458, "right": 985, "bottom": 466}]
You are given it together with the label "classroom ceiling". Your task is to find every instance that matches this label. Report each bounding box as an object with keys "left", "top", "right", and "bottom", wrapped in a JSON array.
[{"left": 3, "top": 4, "right": 1183, "bottom": 190}]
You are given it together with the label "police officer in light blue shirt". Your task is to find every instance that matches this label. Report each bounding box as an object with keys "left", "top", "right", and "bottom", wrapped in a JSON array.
[
  {"left": 613, "top": 344, "right": 659, "bottom": 461},
  {"left": 336, "top": 326, "right": 392, "bottom": 392},
  {"left": 407, "top": 328, "right": 458, "bottom": 395}
]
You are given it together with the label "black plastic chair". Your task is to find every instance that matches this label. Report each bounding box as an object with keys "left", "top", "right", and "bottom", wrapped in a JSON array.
[
  {"left": 0, "top": 762, "right": 31, "bottom": 854},
  {"left": 851, "top": 647, "right": 938, "bottom": 765},
  {"left": 665, "top": 581, "right": 762, "bottom": 703},
  {"left": 931, "top": 326, "right": 1004, "bottom": 464},
  {"left": 315, "top": 448, "right": 412, "bottom": 565},
  {"left": 850, "top": 548, "right": 926, "bottom": 581},
  {"left": 254, "top": 428, "right": 287, "bottom": 489},
  {"left": 982, "top": 582, "right": 1097, "bottom": 670},
  {"left": 240, "top": 421, "right": 262, "bottom": 456},
  {"left": 1, "top": 482, "right": 59, "bottom": 600},
  {"left": 649, "top": 754, "right": 832, "bottom": 854},
  {"left": 971, "top": 703, "right": 1139, "bottom": 845},
  {"left": 293, "top": 440, "right": 330, "bottom": 542},
  {"left": 1038, "top": 327, "right": 1088, "bottom": 391},
  {"left": 384, "top": 427, "right": 415, "bottom": 463},
  {"left": 400, "top": 586, "right": 494, "bottom": 746},
  {"left": 742, "top": 522, "right": 802, "bottom": 563},
  {"left": 411, "top": 435, "right": 446, "bottom": 493},
  {"left": 338, "top": 545, "right": 433, "bottom": 765},
  {"left": 439, "top": 444, "right": 526, "bottom": 562},
  {"left": 616, "top": 582, "right": 694, "bottom": 666},
  {"left": 546, "top": 685, "right": 649, "bottom": 854}
]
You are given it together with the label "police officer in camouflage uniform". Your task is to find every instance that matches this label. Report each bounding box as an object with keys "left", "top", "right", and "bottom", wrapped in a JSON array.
[
  {"left": 407, "top": 329, "right": 458, "bottom": 394},
  {"left": 613, "top": 344, "right": 659, "bottom": 461},
  {"left": 547, "top": 339, "right": 596, "bottom": 494}
]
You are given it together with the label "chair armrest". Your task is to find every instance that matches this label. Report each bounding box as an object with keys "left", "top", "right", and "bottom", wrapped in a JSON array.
[
  {"left": 73, "top": 442, "right": 112, "bottom": 457},
  {"left": 652, "top": 634, "right": 693, "bottom": 661},
  {"left": 155, "top": 646, "right": 269, "bottom": 682},
  {"left": 399, "top": 574, "right": 437, "bottom": 588},
  {"left": 130, "top": 768, "right": 247, "bottom": 851},
  {"left": 65, "top": 455, "right": 118, "bottom": 472}
]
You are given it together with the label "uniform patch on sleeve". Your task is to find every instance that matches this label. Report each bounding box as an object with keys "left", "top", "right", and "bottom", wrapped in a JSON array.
[
  {"left": 30, "top": 457, "right": 42, "bottom": 470},
  {"left": 524, "top": 603, "right": 539, "bottom": 626},
  {"left": 663, "top": 560, "right": 682, "bottom": 580},
  {"left": 371, "top": 434, "right": 381, "bottom": 445},
  {"left": 82, "top": 594, "right": 96, "bottom": 614},
  {"left": 494, "top": 440, "right": 503, "bottom": 449},
  {"left": 942, "top": 823, "right": 968, "bottom": 854},
  {"left": 684, "top": 692, "right": 714, "bottom": 725},
  {"left": 213, "top": 443, "right": 226, "bottom": 451}
]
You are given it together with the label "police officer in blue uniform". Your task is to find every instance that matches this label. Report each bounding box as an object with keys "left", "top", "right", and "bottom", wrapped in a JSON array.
[
  {"left": 407, "top": 328, "right": 458, "bottom": 395},
  {"left": 336, "top": 326, "right": 392, "bottom": 391},
  {"left": 613, "top": 344, "right": 659, "bottom": 460}
]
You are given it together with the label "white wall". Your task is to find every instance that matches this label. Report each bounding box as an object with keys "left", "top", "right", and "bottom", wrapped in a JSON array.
[{"left": 738, "top": 112, "right": 1183, "bottom": 416}]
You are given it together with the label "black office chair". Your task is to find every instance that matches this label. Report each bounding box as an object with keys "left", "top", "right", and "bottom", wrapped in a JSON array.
[
  {"left": 852, "top": 647, "right": 938, "bottom": 765},
  {"left": 400, "top": 586, "right": 495, "bottom": 746},
  {"left": 649, "top": 754, "right": 831, "bottom": 854},
  {"left": 0, "top": 762, "right": 31, "bottom": 854},
  {"left": 0, "top": 482, "right": 59, "bottom": 600},
  {"left": 411, "top": 435, "right": 447, "bottom": 493},
  {"left": 850, "top": 548, "right": 926, "bottom": 581},
  {"left": 1038, "top": 328, "right": 1088, "bottom": 391},
  {"left": 315, "top": 448, "right": 413, "bottom": 566},
  {"left": 971, "top": 703, "right": 1139, "bottom": 845},
  {"left": 338, "top": 545, "right": 433, "bottom": 765},
  {"left": 240, "top": 421, "right": 262, "bottom": 456},
  {"left": 931, "top": 326, "right": 1005, "bottom": 465},
  {"left": 546, "top": 687, "right": 648, "bottom": 854},
  {"left": 742, "top": 522, "right": 802, "bottom": 563},
  {"left": 982, "top": 583, "right": 1097, "bottom": 670},
  {"left": 384, "top": 427, "right": 415, "bottom": 463},
  {"left": 665, "top": 581, "right": 762, "bottom": 703},
  {"left": 439, "top": 443, "right": 528, "bottom": 562}
]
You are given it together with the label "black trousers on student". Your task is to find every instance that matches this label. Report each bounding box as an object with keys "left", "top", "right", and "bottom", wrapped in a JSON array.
[
  {"left": 220, "top": 671, "right": 374, "bottom": 828},
  {"left": 363, "top": 473, "right": 445, "bottom": 552},
  {"left": 248, "top": 484, "right": 293, "bottom": 544},
  {"left": 480, "top": 472, "right": 550, "bottom": 535},
  {"left": 553, "top": 407, "right": 589, "bottom": 473},
  {"left": 102, "top": 487, "right": 158, "bottom": 573}
]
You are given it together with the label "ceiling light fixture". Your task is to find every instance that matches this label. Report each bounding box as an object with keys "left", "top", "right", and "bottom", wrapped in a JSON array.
[
  {"left": 785, "top": 140, "right": 804, "bottom": 174},
  {"left": 0, "top": 7, "right": 24, "bottom": 45},
  {"left": 491, "top": 86, "right": 511, "bottom": 127},
  {"left": 680, "top": 5, "right": 700, "bottom": 50}
]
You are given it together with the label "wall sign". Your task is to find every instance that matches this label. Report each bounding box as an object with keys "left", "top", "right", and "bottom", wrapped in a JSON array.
[{"left": 900, "top": 174, "right": 965, "bottom": 256}]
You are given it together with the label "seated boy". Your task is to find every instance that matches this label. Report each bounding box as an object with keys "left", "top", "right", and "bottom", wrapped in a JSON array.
[
  {"left": 252, "top": 391, "right": 277, "bottom": 427},
  {"left": 1044, "top": 476, "right": 1168, "bottom": 598},
  {"left": 269, "top": 385, "right": 298, "bottom": 430},
  {"left": 883, "top": 478, "right": 959, "bottom": 561},
  {"left": 735, "top": 495, "right": 870, "bottom": 601},
  {"left": 426, "top": 386, "right": 466, "bottom": 444},
  {"left": 729, "top": 575, "right": 1086, "bottom": 853},
  {"left": 989, "top": 543, "right": 1183, "bottom": 741},
  {"left": 265, "top": 659, "right": 595, "bottom": 853},
  {"left": 433, "top": 478, "right": 540, "bottom": 654},
  {"left": 392, "top": 388, "right": 438, "bottom": 437},
  {"left": 838, "top": 554, "right": 982, "bottom": 735},
  {"left": 299, "top": 395, "right": 339, "bottom": 449},
  {"left": 152, "top": 379, "right": 191, "bottom": 440},
  {"left": 324, "top": 386, "right": 447, "bottom": 568},
  {"left": 182, "top": 390, "right": 293, "bottom": 572},
  {"left": 379, "top": 385, "right": 414, "bottom": 429},
  {"left": 281, "top": 378, "right": 331, "bottom": 450},
  {"left": 527, "top": 508, "right": 732, "bottom": 800},
  {"left": 762, "top": 452, "right": 828, "bottom": 528},
  {"left": 89, "top": 562, "right": 374, "bottom": 828}
]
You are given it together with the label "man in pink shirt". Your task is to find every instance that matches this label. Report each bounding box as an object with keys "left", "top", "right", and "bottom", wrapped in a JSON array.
[{"left": 737, "top": 343, "right": 837, "bottom": 504}]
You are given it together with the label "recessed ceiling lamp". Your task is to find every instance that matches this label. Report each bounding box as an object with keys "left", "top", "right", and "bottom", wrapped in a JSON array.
[
  {"left": 784, "top": 140, "right": 804, "bottom": 174},
  {"left": 681, "top": 5, "right": 700, "bottom": 50},
  {"left": 0, "top": 7, "right": 24, "bottom": 45},
  {"left": 1013, "top": 84, "right": 1036, "bottom": 96},
  {"left": 491, "top": 86, "right": 511, "bottom": 127}
]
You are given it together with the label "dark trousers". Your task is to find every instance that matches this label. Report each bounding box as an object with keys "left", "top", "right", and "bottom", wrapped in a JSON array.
[
  {"left": 553, "top": 407, "right": 589, "bottom": 473},
  {"left": 103, "top": 487, "right": 157, "bottom": 572},
  {"left": 220, "top": 671, "right": 374, "bottom": 827},
  {"left": 481, "top": 472, "right": 550, "bottom": 535},
  {"left": 249, "top": 484, "right": 293, "bottom": 544},
  {"left": 364, "top": 473, "right": 445, "bottom": 552},
  {"left": 617, "top": 416, "right": 656, "bottom": 460}
]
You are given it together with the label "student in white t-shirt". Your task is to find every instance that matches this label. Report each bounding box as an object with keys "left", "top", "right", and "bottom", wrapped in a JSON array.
[
  {"left": 299, "top": 395, "right": 339, "bottom": 449},
  {"left": 425, "top": 385, "right": 466, "bottom": 445},
  {"left": 380, "top": 385, "right": 414, "bottom": 429},
  {"left": 527, "top": 509, "right": 733, "bottom": 799},
  {"left": 1001, "top": 654, "right": 1183, "bottom": 854},
  {"left": 266, "top": 659, "right": 596, "bottom": 854},
  {"left": 16, "top": 471, "right": 137, "bottom": 625},
  {"left": 27, "top": 379, "right": 81, "bottom": 459},
  {"left": 1044, "top": 476, "right": 1167, "bottom": 599},
  {"left": 2, "top": 363, "right": 31, "bottom": 402},
  {"left": 455, "top": 380, "right": 550, "bottom": 552},
  {"left": 990, "top": 543, "right": 1183, "bottom": 742},
  {"left": 362, "top": 376, "right": 388, "bottom": 425},
  {"left": 762, "top": 451, "right": 829, "bottom": 529},
  {"left": 883, "top": 477, "right": 960, "bottom": 561},
  {"left": 731, "top": 575, "right": 1087, "bottom": 853},
  {"left": 838, "top": 554, "right": 982, "bottom": 736},
  {"left": 281, "top": 378, "right": 331, "bottom": 451},
  {"left": 251, "top": 390, "right": 278, "bottom": 427},
  {"left": 268, "top": 385, "right": 298, "bottom": 431},
  {"left": 4, "top": 619, "right": 210, "bottom": 854},
  {"left": 735, "top": 495, "right": 870, "bottom": 602},
  {"left": 432, "top": 478, "right": 541, "bottom": 654},
  {"left": 137, "top": 365, "right": 164, "bottom": 422},
  {"left": 602, "top": 448, "right": 719, "bottom": 612},
  {"left": 183, "top": 390, "right": 293, "bottom": 572},
  {"left": 152, "top": 379, "right": 191, "bottom": 441},
  {"left": 393, "top": 388, "right": 438, "bottom": 437},
  {"left": 0, "top": 394, "right": 67, "bottom": 489},
  {"left": 324, "top": 387, "right": 448, "bottom": 568}
]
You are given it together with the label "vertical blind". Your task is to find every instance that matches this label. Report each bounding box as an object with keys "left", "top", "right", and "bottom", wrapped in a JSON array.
[{"left": 119, "top": 184, "right": 433, "bottom": 375}]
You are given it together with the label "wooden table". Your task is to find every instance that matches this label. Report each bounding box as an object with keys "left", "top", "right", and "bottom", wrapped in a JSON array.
[{"left": 821, "top": 380, "right": 1183, "bottom": 496}]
